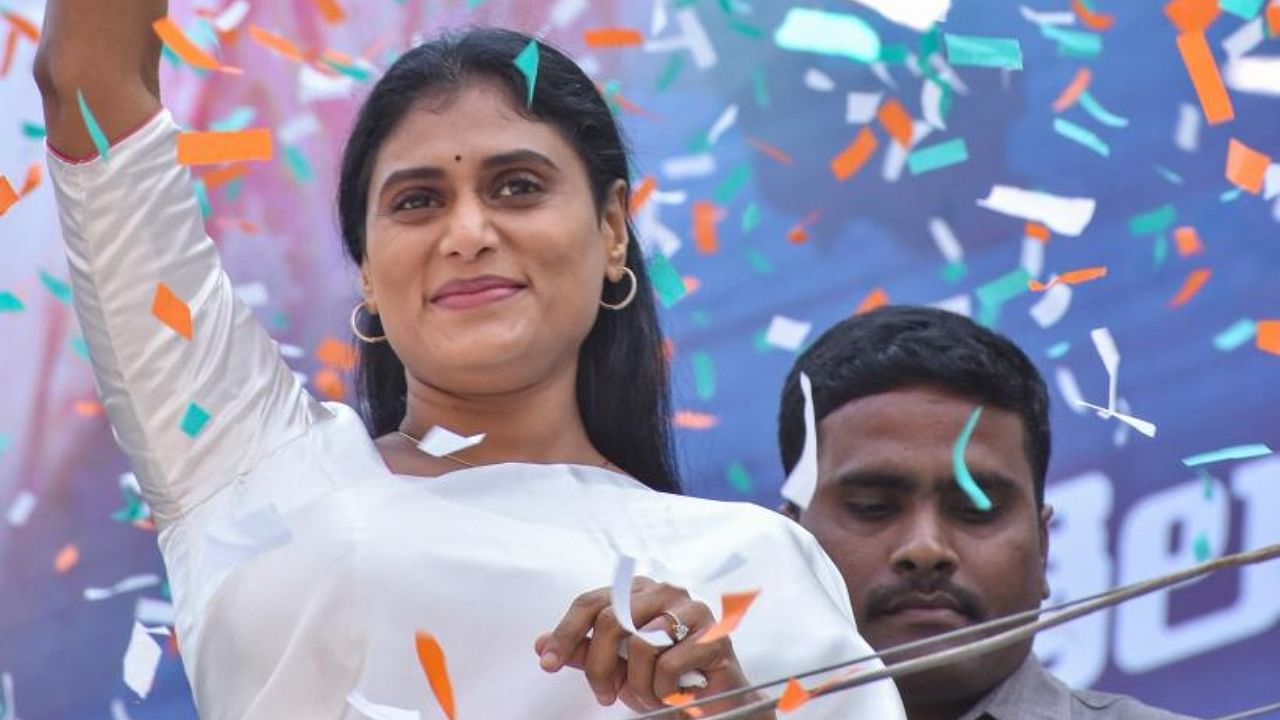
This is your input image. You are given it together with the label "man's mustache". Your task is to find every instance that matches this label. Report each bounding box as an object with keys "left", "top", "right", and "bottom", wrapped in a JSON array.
[{"left": 863, "top": 578, "right": 986, "bottom": 621}]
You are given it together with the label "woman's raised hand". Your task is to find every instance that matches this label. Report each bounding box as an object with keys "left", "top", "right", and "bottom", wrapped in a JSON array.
[{"left": 536, "top": 577, "right": 775, "bottom": 718}]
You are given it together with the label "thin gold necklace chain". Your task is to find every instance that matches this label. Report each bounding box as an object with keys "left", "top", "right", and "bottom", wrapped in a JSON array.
[{"left": 396, "top": 431, "right": 614, "bottom": 471}]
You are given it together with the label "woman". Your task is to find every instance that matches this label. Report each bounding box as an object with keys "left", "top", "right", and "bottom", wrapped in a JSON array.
[{"left": 35, "top": 3, "right": 905, "bottom": 718}]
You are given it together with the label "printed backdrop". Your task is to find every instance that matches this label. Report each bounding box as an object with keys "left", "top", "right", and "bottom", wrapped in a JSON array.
[{"left": 1, "top": 0, "right": 1278, "bottom": 718}]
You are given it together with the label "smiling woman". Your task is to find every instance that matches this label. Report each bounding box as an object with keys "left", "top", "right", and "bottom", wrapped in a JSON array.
[{"left": 35, "top": 6, "right": 904, "bottom": 718}]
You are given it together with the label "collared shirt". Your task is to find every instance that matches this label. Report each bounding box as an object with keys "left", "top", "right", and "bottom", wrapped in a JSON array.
[{"left": 959, "top": 655, "right": 1200, "bottom": 720}]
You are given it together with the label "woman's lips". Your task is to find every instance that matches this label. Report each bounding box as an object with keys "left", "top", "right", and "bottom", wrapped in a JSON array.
[{"left": 431, "top": 285, "right": 524, "bottom": 310}]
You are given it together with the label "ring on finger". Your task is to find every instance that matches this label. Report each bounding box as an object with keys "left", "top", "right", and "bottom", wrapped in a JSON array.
[{"left": 660, "top": 610, "right": 690, "bottom": 642}]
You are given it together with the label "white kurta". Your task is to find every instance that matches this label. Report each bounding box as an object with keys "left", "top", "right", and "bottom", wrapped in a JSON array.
[{"left": 49, "top": 110, "right": 906, "bottom": 720}]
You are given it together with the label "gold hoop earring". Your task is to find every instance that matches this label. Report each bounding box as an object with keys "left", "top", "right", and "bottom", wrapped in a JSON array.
[
  {"left": 350, "top": 301, "right": 387, "bottom": 343},
  {"left": 600, "top": 267, "right": 638, "bottom": 311}
]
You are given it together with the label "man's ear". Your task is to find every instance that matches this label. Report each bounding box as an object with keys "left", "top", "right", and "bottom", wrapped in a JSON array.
[
  {"left": 601, "top": 179, "right": 628, "bottom": 279},
  {"left": 1039, "top": 503, "right": 1054, "bottom": 600}
]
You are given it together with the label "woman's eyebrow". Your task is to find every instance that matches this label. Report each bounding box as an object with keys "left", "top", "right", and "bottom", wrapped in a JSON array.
[
  {"left": 480, "top": 149, "right": 559, "bottom": 171},
  {"left": 378, "top": 166, "right": 446, "bottom": 197}
]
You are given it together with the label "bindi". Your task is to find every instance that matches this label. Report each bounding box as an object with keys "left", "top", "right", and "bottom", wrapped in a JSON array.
[{"left": 454, "top": 155, "right": 462, "bottom": 162}]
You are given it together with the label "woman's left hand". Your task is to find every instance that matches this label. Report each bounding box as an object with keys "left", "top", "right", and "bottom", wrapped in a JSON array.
[{"left": 535, "top": 576, "right": 771, "bottom": 717}]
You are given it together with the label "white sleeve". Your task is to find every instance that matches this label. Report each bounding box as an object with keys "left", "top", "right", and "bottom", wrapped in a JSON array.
[{"left": 47, "top": 109, "right": 330, "bottom": 529}]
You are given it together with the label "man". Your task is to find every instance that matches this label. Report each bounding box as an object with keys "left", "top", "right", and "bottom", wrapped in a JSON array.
[{"left": 777, "top": 306, "right": 1193, "bottom": 720}]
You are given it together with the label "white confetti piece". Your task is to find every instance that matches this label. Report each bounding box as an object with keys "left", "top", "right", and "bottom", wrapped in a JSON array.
[
  {"left": 1175, "top": 103, "right": 1201, "bottom": 152},
  {"left": 1264, "top": 165, "right": 1280, "bottom": 201},
  {"left": 636, "top": 203, "right": 683, "bottom": 259},
  {"left": 846, "top": 91, "right": 884, "bottom": 124},
  {"left": 134, "top": 597, "right": 176, "bottom": 626},
  {"left": 213, "top": 0, "right": 250, "bottom": 33},
  {"left": 1019, "top": 5, "right": 1076, "bottom": 25},
  {"left": 413, "top": 426, "right": 486, "bottom": 458},
  {"left": 109, "top": 698, "right": 133, "bottom": 720},
  {"left": 278, "top": 342, "right": 305, "bottom": 359},
  {"left": 780, "top": 373, "right": 818, "bottom": 510},
  {"left": 347, "top": 690, "right": 422, "bottom": 720},
  {"left": 1030, "top": 283, "right": 1073, "bottom": 328},
  {"left": 849, "top": 0, "right": 950, "bottom": 31},
  {"left": 5, "top": 491, "right": 36, "bottom": 527},
  {"left": 1054, "top": 366, "right": 1088, "bottom": 415},
  {"left": 871, "top": 62, "right": 898, "bottom": 89},
  {"left": 1077, "top": 328, "right": 1157, "bottom": 438},
  {"left": 1222, "top": 19, "right": 1265, "bottom": 58},
  {"left": 661, "top": 153, "right": 716, "bottom": 180},
  {"left": 804, "top": 68, "right": 836, "bottom": 92},
  {"left": 645, "top": 9, "right": 717, "bottom": 70},
  {"left": 1, "top": 671, "right": 14, "bottom": 720},
  {"left": 278, "top": 112, "right": 321, "bottom": 145},
  {"left": 882, "top": 121, "right": 932, "bottom": 182},
  {"left": 706, "top": 104, "right": 739, "bottom": 146},
  {"left": 122, "top": 622, "right": 162, "bottom": 700},
  {"left": 929, "top": 217, "right": 963, "bottom": 263},
  {"left": 976, "top": 185, "right": 1097, "bottom": 237},
  {"left": 299, "top": 63, "right": 355, "bottom": 104},
  {"left": 1225, "top": 56, "right": 1280, "bottom": 97},
  {"left": 610, "top": 556, "right": 675, "bottom": 646},
  {"left": 921, "top": 78, "right": 948, "bottom": 129},
  {"left": 650, "top": 0, "right": 669, "bottom": 35},
  {"left": 764, "top": 315, "right": 812, "bottom": 351},
  {"left": 1021, "top": 236, "right": 1045, "bottom": 279},
  {"left": 551, "top": 0, "right": 588, "bottom": 28},
  {"left": 84, "top": 574, "right": 162, "bottom": 602},
  {"left": 929, "top": 54, "right": 971, "bottom": 95},
  {"left": 234, "top": 282, "right": 270, "bottom": 308},
  {"left": 931, "top": 294, "right": 972, "bottom": 318}
]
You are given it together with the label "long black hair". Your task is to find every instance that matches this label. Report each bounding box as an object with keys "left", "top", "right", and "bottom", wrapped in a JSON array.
[{"left": 337, "top": 27, "right": 681, "bottom": 493}]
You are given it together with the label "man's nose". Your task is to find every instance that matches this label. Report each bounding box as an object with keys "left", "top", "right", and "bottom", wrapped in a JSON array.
[{"left": 888, "top": 509, "right": 959, "bottom": 578}]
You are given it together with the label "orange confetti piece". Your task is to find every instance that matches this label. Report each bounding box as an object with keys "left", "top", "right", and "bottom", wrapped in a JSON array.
[
  {"left": 1176, "top": 32, "right": 1234, "bottom": 125},
  {"left": 746, "top": 136, "right": 794, "bottom": 165},
  {"left": 1225, "top": 138, "right": 1270, "bottom": 194},
  {"left": 855, "top": 287, "right": 890, "bottom": 315},
  {"left": 20, "top": 162, "right": 42, "bottom": 196},
  {"left": 414, "top": 632, "right": 456, "bottom": 720},
  {"left": 682, "top": 276, "right": 701, "bottom": 294},
  {"left": 673, "top": 411, "right": 717, "bottom": 430},
  {"left": 201, "top": 163, "right": 250, "bottom": 189},
  {"left": 1028, "top": 266, "right": 1108, "bottom": 291},
  {"left": 178, "top": 128, "right": 274, "bottom": 166},
  {"left": 1257, "top": 320, "right": 1280, "bottom": 355},
  {"left": 583, "top": 28, "right": 644, "bottom": 47},
  {"left": 152, "top": 17, "right": 241, "bottom": 74},
  {"left": 1269, "top": 1, "right": 1280, "bottom": 35},
  {"left": 1025, "top": 222, "right": 1051, "bottom": 242},
  {"left": 876, "top": 97, "right": 913, "bottom": 149},
  {"left": 777, "top": 678, "right": 812, "bottom": 713},
  {"left": 316, "top": 337, "right": 356, "bottom": 370},
  {"left": 0, "top": 175, "right": 17, "bottom": 216},
  {"left": 1, "top": 28, "right": 18, "bottom": 78},
  {"left": 249, "top": 24, "right": 308, "bottom": 63},
  {"left": 697, "top": 590, "right": 761, "bottom": 644},
  {"left": 1169, "top": 268, "right": 1211, "bottom": 308},
  {"left": 152, "top": 282, "right": 194, "bottom": 340},
  {"left": 630, "top": 176, "right": 657, "bottom": 215},
  {"left": 74, "top": 400, "right": 104, "bottom": 417},
  {"left": 54, "top": 543, "right": 80, "bottom": 574},
  {"left": 313, "top": 0, "right": 348, "bottom": 24},
  {"left": 312, "top": 368, "right": 346, "bottom": 401},
  {"left": 830, "top": 127, "right": 878, "bottom": 181},
  {"left": 2, "top": 10, "right": 39, "bottom": 42},
  {"left": 1052, "top": 68, "right": 1092, "bottom": 112},
  {"left": 1174, "top": 226, "right": 1205, "bottom": 256},
  {"left": 787, "top": 225, "right": 809, "bottom": 244},
  {"left": 1072, "top": 0, "right": 1116, "bottom": 30},
  {"left": 692, "top": 201, "right": 719, "bottom": 254},
  {"left": 661, "top": 692, "right": 705, "bottom": 718},
  {"left": 1165, "top": 0, "right": 1220, "bottom": 33}
]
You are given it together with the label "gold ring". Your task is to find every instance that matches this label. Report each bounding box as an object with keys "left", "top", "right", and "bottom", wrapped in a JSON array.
[{"left": 661, "top": 610, "right": 690, "bottom": 642}]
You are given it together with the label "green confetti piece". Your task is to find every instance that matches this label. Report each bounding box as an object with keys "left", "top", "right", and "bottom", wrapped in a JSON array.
[
  {"left": 70, "top": 336, "right": 90, "bottom": 360},
  {"left": 647, "top": 253, "right": 688, "bottom": 309},
  {"left": 1219, "top": 187, "right": 1243, "bottom": 202},
  {"left": 192, "top": 179, "right": 211, "bottom": 218},
  {"left": 1220, "top": 0, "right": 1265, "bottom": 19},
  {"left": 975, "top": 268, "right": 1031, "bottom": 327},
  {"left": 714, "top": 164, "right": 751, "bottom": 204},
  {"left": 907, "top": 138, "right": 969, "bottom": 175},
  {"left": 0, "top": 433, "right": 10, "bottom": 455},
  {"left": 727, "top": 18, "right": 764, "bottom": 38},
  {"left": 1053, "top": 117, "right": 1110, "bottom": 157},
  {"left": 224, "top": 178, "right": 244, "bottom": 202},
  {"left": 0, "top": 291, "right": 24, "bottom": 312},
  {"left": 514, "top": 40, "right": 540, "bottom": 107},
  {"left": 21, "top": 121, "right": 46, "bottom": 139},
  {"left": 942, "top": 260, "right": 968, "bottom": 283},
  {"left": 655, "top": 54, "right": 684, "bottom": 92},
  {"left": 466, "top": 0, "right": 486, "bottom": 8},
  {"left": 691, "top": 310, "right": 711, "bottom": 328},
  {"left": 160, "top": 44, "right": 184, "bottom": 69},
  {"left": 1154, "top": 165, "right": 1184, "bottom": 185},
  {"left": 39, "top": 270, "right": 73, "bottom": 305},
  {"left": 742, "top": 203, "right": 761, "bottom": 233},
  {"left": 1040, "top": 25, "right": 1102, "bottom": 59},
  {"left": 744, "top": 247, "right": 774, "bottom": 274},
  {"left": 751, "top": 67, "right": 770, "bottom": 109},
  {"left": 323, "top": 58, "right": 372, "bottom": 82},
  {"left": 944, "top": 34, "right": 1023, "bottom": 70},
  {"left": 1182, "top": 443, "right": 1273, "bottom": 467},
  {"left": 283, "top": 145, "right": 315, "bottom": 183},
  {"left": 1193, "top": 532, "right": 1211, "bottom": 562},
  {"left": 76, "top": 89, "right": 111, "bottom": 161},
  {"left": 1046, "top": 341, "right": 1071, "bottom": 359},
  {"left": 209, "top": 106, "right": 257, "bottom": 132},
  {"left": 1128, "top": 204, "right": 1176, "bottom": 235},
  {"left": 726, "top": 462, "right": 754, "bottom": 494},
  {"left": 1198, "top": 469, "right": 1215, "bottom": 499},
  {"left": 692, "top": 351, "right": 716, "bottom": 400},
  {"left": 1077, "top": 90, "right": 1130, "bottom": 128},
  {"left": 687, "top": 132, "right": 712, "bottom": 154},
  {"left": 953, "top": 406, "right": 993, "bottom": 510},
  {"left": 1153, "top": 235, "right": 1169, "bottom": 268},
  {"left": 774, "top": 8, "right": 881, "bottom": 63},
  {"left": 878, "top": 43, "right": 909, "bottom": 63},
  {"left": 1214, "top": 319, "right": 1257, "bottom": 351},
  {"left": 181, "top": 402, "right": 212, "bottom": 438},
  {"left": 752, "top": 328, "right": 772, "bottom": 353},
  {"left": 920, "top": 27, "right": 941, "bottom": 59}
]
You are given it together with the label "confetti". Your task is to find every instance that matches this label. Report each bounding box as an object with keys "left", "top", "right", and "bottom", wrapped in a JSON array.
[
  {"left": 647, "top": 252, "right": 688, "bottom": 308},
  {"left": 0, "top": 175, "right": 16, "bottom": 215},
  {"left": 976, "top": 269, "right": 1032, "bottom": 326},
  {"left": 2, "top": 9, "right": 39, "bottom": 41},
  {"left": 513, "top": 40, "right": 539, "bottom": 107},
  {"left": 177, "top": 129, "right": 274, "bottom": 165},
  {"left": 1174, "top": 226, "right": 1205, "bottom": 256},
  {"left": 1165, "top": 0, "right": 1221, "bottom": 31},
  {"left": 725, "top": 462, "right": 753, "bottom": 494},
  {"left": 1258, "top": 320, "right": 1280, "bottom": 355},
  {"left": 123, "top": 622, "right": 163, "bottom": 700},
  {"left": 855, "top": 287, "right": 890, "bottom": 315},
  {"left": 976, "top": 185, "right": 1097, "bottom": 237},
  {"left": 583, "top": 28, "right": 644, "bottom": 47},
  {"left": 944, "top": 34, "right": 1023, "bottom": 70},
  {"left": 1221, "top": 0, "right": 1266, "bottom": 19},
  {"left": 1225, "top": 138, "right": 1270, "bottom": 194},
  {"left": 673, "top": 411, "right": 717, "bottom": 429},
  {"left": 765, "top": 315, "right": 812, "bottom": 351},
  {"left": 1052, "top": 68, "right": 1092, "bottom": 112},
  {"left": 1041, "top": 24, "right": 1104, "bottom": 59},
  {"left": 745, "top": 136, "right": 793, "bottom": 165},
  {"left": 1176, "top": 32, "right": 1235, "bottom": 124},
  {"left": 929, "top": 217, "right": 964, "bottom": 264},
  {"left": 706, "top": 104, "right": 739, "bottom": 146},
  {"left": 312, "top": 0, "right": 347, "bottom": 24},
  {"left": 1214, "top": 318, "right": 1257, "bottom": 350},
  {"left": 5, "top": 491, "right": 36, "bottom": 527},
  {"left": 1128, "top": 204, "right": 1176, "bottom": 235},
  {"left": 411, "top": 426, "right": 485, "bottom": 458},
  {"left": 662, "top": 153, "right": 715, "bottom": 180},
  {"left": 54, "top": 543, "right": 80, "bottom": 573},
  {"left": 697, "top": 590, "right": 761, "bottom": 644},
  {"left": 846, "top": 91, "right": 883, "bottom": 124},
  {"left": 19, "top": 161, "right": 42, "bottom": 196},
  {"left": 151, "top": 282, "right": 193, "bottom": 339},
  {"left": 907, "top": 138, "right": 969, "bottom": 174},
  {"left": 1182, "top": 443, "right": 1273, "bottom": 467},
  {"left": 1077, "top": 328, "right": 1157, "bottom": 437},
  {"left": 1030, "top": 284, "right": 1073, "bottom": 328},
  {"left": 1072, "top": 0, "right": 1116, "bottom": 29},
  {"left": 780, "top": 372, "right": 818, "bottom": 509},
  {"left": 248, "top": 25, "right": 308, "bottom": 63},
  {"left": 692, "top": 351, "right": 716, "bottom": 400},
  {"left": 830, "top": 127, "right": 878, "bottom": 181},
  {"left": 84, "top": 574, "right": 162, "bottom": 602},
  {"left": 692, "top": 201, "right": 720, "bottom": 254},
  {"left": 773, "top": 8, "right": 880, "bottom": 62},
  {"left": 1078, "top": 91, "right": 1130, "bottom": 127},
  {"left": 713, "top": 164, "right": 750, "bottom": 204},
  {"left": 952, "top": 406, "right": 994, "bottom": 510},
  {"left": 1169, "top": 268, "right": 1211, "bottom": 307},
  {"left": 778, "top": 678, "right": 813, "bottom": 713},
  {"left": 180, "top": 402, "right": 212, "bottom": 438},
  {"left": 151, "top": 17, "right": 241, "bottom": 74},
  {"left": 76, "top": 90, "right": 111, "bottom": 160},
  {"left": 1028, "top": 266, "right": 1108, "bottom": 291},
  {"left": 877, "top": 97, "right": 913, "bottom": 149},
  {"left": 1053, "top": 117, "right": 1110, "bottom": 156}
]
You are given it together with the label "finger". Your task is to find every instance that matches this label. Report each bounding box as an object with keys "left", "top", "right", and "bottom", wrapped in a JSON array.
[
  {"left": 652, "top": 634, "right": 740, "bottom": 700},
  {"left": 624, "top": 629, "right": 663, "bottom": 710},
  {"left": 541, "top": 588, "right": 610, "bottom": 672},
  {"left": 583, "top": 605, "right": 628, "bottom": 704}
]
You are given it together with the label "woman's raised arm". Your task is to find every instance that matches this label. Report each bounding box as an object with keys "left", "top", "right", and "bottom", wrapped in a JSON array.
[{"left": 33, "top": 0, "right": 166, "bottom": 159}]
